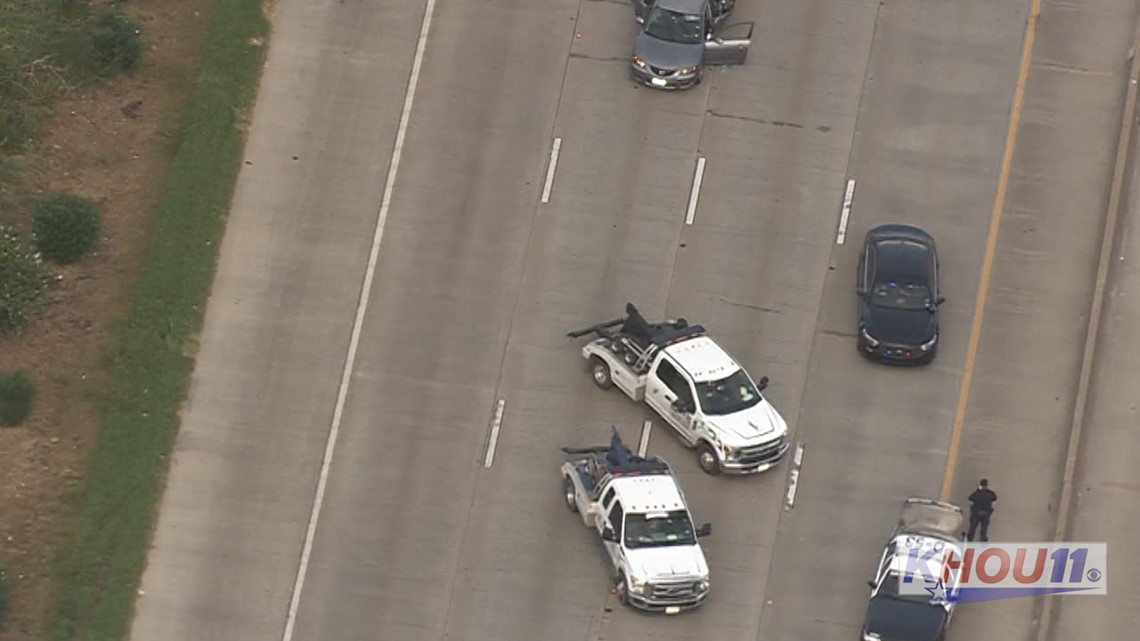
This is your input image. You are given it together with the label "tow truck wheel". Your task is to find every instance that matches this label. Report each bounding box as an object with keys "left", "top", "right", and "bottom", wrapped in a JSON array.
[
  {"left": 562, "top": 476, "right": 578, "bottom": 513},
  {"left": 590, "top": 357, "right": 613, "bottom": 389},
  {"left": 615, "top": 572, "right": 630, "bottom": 606},
  {"left": 697, "top": 442, "right": 722, "bottom": 475}
]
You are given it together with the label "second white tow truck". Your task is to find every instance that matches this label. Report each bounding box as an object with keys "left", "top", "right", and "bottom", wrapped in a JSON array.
[
  {"left": 568, "top": 303, "right": 791, "bottom": 475},
  {"left": 561, "top": 427, "right": 712, "bottom": 613}
]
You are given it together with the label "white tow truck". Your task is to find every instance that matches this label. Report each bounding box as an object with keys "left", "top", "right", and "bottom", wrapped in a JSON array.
[
  {"left": 568, "top": 303, "right": 791, "bottom": 475},
  {"left": 561, "top": 427, "right": 712, "bottom": 613}
]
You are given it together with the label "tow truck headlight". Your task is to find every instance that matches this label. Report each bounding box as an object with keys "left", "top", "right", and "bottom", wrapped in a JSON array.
[
  {"left": 627, "top": 576, "right": 648, "bottom": 595},
  {"left": 698, "top": 578, "right": 710, "bottom": 592},
  {"left": 920, "top": 334, "right": 938, "bottom": 351},
  {"left": 861, "top": 327, "right": 880, "bottom": 348},
  {"left": 632, "top": 55, "right": 648, "bottom": 69}
]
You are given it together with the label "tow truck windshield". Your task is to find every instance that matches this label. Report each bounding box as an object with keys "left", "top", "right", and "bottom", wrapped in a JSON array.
[
  {"left": 624, "top": 511, "right": 697, "bottom": 548},
  {"left": 695, "top": 369, "right": 763, "bottom": 415}
]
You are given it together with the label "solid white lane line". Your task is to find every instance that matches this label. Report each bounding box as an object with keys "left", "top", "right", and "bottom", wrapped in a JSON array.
[
  {"left": 638, "top": 420, "right": 653, "bottom": 457},
  {"left": 484, "top": 399, "right": 507, "bottom": 468},
  {"left": 784, "top": 441, "right": 806, "bottom": 510},
  {"left": 836, "top": 178, "right": 856, "bottom": 245},
  {"left": 541, "top": 137, "right": 562, "bottom": 204},
  {"left": 685, "top": 157, "right": 707, "bottom": 225},
  {"left": 280, "top": 2, "right": 439, "bottom": 640}
]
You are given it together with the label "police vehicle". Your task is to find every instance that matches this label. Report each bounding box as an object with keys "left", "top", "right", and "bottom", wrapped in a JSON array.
[{"left": 861, "top": 497, "right": 966, "bottom": 641}]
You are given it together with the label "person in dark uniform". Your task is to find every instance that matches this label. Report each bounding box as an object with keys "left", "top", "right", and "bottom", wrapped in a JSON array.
[{"left": 968, "top": 479, "right": 998, "bottom": 541}]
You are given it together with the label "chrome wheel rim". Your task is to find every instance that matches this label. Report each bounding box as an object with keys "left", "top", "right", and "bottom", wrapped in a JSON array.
[{"left": 700, "top": 450, "right": 717, "bottom": 471}]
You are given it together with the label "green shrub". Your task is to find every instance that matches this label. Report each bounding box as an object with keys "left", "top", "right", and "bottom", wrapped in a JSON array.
[
  {"left": 0, "top": 104, "right": 38, "bottom": 153},
  {"left": 33, "top": 192, "right": 102, "bottom": 264},
  {"left": 0, "top": 225, "right": 52, "bottom": 333},
  {"left": 0, "top": 369, "right": 35, "bottom": 426},
  {"left": 88, "top": 9, "right": 143, "bottom": 76},
  {"left": 0, "top": 367, "right": 35, "bottom": 426}
]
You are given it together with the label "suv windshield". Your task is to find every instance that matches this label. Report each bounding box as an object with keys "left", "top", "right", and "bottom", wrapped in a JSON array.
[
  {"left": 870, "top": 279, "right": 932, "bottom": 311},
  {"left": 644, "top": 7, "right": 704, "bottom": 44},
  {"left": 695, "top": 369, "right": 762, "bottom": 415},
  {"left": 624, "top": 511, "right": 697, "bottom": 548}
]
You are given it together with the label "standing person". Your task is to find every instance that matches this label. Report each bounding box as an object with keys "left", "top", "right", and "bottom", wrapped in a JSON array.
[{"left": 968, "top": 479, "right": 998, "bottom": 541}]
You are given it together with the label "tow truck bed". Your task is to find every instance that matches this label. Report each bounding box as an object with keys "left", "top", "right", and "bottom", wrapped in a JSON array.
[
  {"left": 567, "top": 303, "right": 706, "bottom": 401},
  {"left": 560, "top": 428, "right": 674, "bottom": 527}
]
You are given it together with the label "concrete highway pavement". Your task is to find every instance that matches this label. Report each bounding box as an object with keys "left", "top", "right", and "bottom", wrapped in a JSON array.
[
  {"left": 745, "top": 0, "right": 1034, "bottom": 639},
  {"left": 280, "top": 0, "right": 588, "bottom": 638},
  {"left": 129, "top": 1, "right": 426, "bottom": 638},
  {"left": 941, "top": 0, "right": 1140, "bottom": 639},
  {"left": 1050, "top": 90, "right": 1140, "bottom": 641},
  {"left": 127, "top": 0, "right": 1139, "bottom": 640}
]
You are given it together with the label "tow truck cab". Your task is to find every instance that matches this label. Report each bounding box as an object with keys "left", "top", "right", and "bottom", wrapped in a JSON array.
[
  {"left": 561, "top": 429, "right": 712, "bottom": 613},
  {"left": 569, "top": 304, "right": 791, "bottom": 475}
]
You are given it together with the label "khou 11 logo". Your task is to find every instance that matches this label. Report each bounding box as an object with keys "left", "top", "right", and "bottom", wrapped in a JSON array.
[{"left": 901, "top": 543, "right": 1108, "bottom": 604}]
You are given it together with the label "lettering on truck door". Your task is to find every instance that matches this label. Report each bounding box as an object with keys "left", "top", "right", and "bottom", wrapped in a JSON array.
[{"left": 646, "top": 357, "right": 698, "bottom": 445}]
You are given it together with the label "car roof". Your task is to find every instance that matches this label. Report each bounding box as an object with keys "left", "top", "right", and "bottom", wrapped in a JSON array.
[
  {"left": 663, "top": 336, "right": 741, "bottom": 383},
  {"left": 655, "top": 0, "right": 706, "bottom": 15},
  {"left": 887, "top": 534, "right": 961, "bottom": 576},
  {"left": 873, "top": 238, "right": 930, "bottom": 281},
  {"left": 611, "top": 475, "right": 686, "bottom": 513}
]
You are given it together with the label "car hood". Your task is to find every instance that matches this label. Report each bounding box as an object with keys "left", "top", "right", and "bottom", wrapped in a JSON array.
[
  {"left": 626, "top": 545, "right": 709, "bottom": 582},
  {"left": 863, "top": 596, "right": 947, "bottom": 641},
  {"left": 634, "top": 32, "right": 704, "bottom": 71},
  {"left": 862, "top": 304, "right": 937, "bottom": 345},
  {"left": 705, "top": 399, "right": 788, "bottom": 447}
]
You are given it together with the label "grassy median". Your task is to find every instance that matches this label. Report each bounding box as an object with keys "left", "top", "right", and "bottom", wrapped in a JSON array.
[{"left": 47, "top": 1, "right": 269, "bottom": 639}]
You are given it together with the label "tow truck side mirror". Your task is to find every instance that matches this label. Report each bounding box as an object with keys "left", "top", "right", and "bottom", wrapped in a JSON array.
[
  {"left": 936, "top": 296, "right": 947, "bottom": 305},
  {"left": 602, "top": 528, "right": 616, "bottom": 542},
  {"left": 757, "top": 375, "right": 769, "bottom": 391},
  {"left": 867, "top": 580, "right": 876, "bottom": 588},
  {"left": 696, "top": 522, "right": 712, "bottom": 537}
]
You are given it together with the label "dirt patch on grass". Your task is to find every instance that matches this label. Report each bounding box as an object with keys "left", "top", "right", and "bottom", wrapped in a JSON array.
[{"left": 0, "top": 1, "right": 218, "bottom": 639}]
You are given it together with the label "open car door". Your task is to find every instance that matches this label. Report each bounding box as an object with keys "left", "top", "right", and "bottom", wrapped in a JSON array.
[{"left": 703, "top": 22, "right": 753, "bottom": 66}]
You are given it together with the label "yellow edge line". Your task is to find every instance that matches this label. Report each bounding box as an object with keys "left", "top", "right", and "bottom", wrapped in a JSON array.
[{"left": 940, "top": 0, "right": 1045, "bottom": 503}]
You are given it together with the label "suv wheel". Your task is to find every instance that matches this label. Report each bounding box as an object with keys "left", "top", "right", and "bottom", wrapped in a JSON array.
[{"left": 697, "top": 442, "right": 721, "bottom": 475}]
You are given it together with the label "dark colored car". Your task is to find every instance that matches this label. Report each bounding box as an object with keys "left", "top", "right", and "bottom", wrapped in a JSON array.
[
  {"left": 861, "top": 574, "right": 949, "bottom": 641},
  {"left": 856, "top": 224, "right": 945, "bottom": 364}
]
